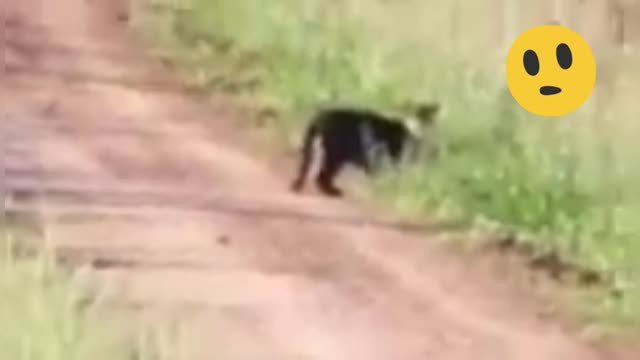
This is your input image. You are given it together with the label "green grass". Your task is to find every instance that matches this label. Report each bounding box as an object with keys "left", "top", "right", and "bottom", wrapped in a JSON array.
[
  {"left": 135, "top": 0, "right": 640, "bottom": 329},
  {"left": 0, "top": 224, "right": 186, "bottom": 360}
]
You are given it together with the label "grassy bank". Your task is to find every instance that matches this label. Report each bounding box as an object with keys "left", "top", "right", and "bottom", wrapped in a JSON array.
[
  {"left": 0, "top": 224, "right": 183, "bottom": 360},
  {"left": 135, "top": 0, "right": 640, "bottom": 329}
]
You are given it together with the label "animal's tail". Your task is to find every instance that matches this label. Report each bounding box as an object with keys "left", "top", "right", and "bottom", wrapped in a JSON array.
[{"left": 290, "top": 119, "right": 320, "bottom": 192}]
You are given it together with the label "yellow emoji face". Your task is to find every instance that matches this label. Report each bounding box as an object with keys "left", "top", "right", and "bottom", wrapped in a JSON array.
[{"left": 505, "top": 25, "right": 597, "bottom": 117}]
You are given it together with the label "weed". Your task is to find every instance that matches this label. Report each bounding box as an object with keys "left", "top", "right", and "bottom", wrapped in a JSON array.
[{"left": 0, "top": 224, "right": 186, "bottom": 360}]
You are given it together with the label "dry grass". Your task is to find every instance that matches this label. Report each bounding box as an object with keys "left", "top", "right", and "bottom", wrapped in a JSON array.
[{"left": 0, "top": 223, "right": 187, "bottom": 360}]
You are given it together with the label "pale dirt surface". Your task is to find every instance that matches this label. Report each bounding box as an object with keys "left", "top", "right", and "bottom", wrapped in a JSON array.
[{"left": 1, "top": 0, "right": 637, "bottom": 359}]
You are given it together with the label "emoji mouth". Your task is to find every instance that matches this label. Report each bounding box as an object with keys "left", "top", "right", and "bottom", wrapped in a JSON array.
[{"left": 540, "top": 86, "right": 562, "bottom": 95}]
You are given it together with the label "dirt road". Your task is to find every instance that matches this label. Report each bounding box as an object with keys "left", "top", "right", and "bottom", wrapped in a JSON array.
[{"left": 1, "top": 0, "right": 635, "bottom": 359}]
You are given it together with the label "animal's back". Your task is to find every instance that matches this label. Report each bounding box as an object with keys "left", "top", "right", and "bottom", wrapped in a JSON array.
[
  {"left": 314, "top": 108, "right": 378, "bottom": 133},
  {"left": 314, "top": 107, "right": 392, "bottom": 142}
]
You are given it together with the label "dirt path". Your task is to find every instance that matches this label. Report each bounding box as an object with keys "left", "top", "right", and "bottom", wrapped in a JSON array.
[{"left": 1, "top": 0, "right": 636, "bottom": 359}]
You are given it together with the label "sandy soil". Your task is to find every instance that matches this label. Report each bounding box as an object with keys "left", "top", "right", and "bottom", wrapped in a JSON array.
[{"left": 1, "top": 0, "right": 637, "bottom": 359}]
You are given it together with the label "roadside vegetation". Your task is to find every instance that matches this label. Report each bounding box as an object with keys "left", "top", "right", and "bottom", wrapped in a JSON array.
[
  {"left": 135, "top": 0, "right": 640, "bottom": 332},
  {"left": 0, "top": 223, "right": 184, "bottom": 360}
]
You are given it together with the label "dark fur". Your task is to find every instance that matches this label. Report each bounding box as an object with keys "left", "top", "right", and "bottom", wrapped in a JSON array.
[{"left": 290, "top": 104, "right": 438, "bottom": 197}]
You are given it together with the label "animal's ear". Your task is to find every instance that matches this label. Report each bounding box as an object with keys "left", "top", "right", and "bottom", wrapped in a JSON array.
[{"left": 414, "top": 103, "right": 440, "bottom": 123}]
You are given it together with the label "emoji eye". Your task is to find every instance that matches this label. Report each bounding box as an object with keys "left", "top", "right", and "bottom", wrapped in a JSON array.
[
  {"left": 523, "top": 50, "right": 539, "bottom": 76},
  {"left": 556, "top": 43, "right": 572, "bottom": 69}
]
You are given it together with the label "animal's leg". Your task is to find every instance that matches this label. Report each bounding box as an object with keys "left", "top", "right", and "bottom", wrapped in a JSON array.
[
  {"left": 364, "top": 144, "right": 388, "bottom": 175},
  {"left": 359, "top": 125, "right": 378, "bottom": 175},
  {"left": 290, "top": 122, "right": 320, "bottom": 193},
  {"left": 361, "top": 155, "right": 380, "bottom": 176},
  {"left": 315, "top": 156, "right": 344, "bottom": 197}
]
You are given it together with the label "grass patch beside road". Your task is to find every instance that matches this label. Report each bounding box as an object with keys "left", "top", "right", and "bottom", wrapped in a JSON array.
[{"left": 0, "top": 223, "right": 185, "bottom": 360}]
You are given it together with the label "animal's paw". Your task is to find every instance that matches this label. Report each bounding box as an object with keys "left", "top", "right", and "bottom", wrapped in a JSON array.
[
  {"left": 319, "top": 185, "right": 343, "bottom": 198},
  {"left": 290, "top": 180, "right": 304, "bottom": 193}
]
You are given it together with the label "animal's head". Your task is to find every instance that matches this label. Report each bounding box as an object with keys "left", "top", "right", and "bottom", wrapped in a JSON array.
[
  {"left": 414, "top": 102, "right": 440, "bottom": 124},
  {"left": 401, "top": 102, "right": 440, "bottom": 137}
]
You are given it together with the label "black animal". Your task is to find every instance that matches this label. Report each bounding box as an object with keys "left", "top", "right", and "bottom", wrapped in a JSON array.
[{"left": 290, "top": 103, "right": 439, "bottom": 197}]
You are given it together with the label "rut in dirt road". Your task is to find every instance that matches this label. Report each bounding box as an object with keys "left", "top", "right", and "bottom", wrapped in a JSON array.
[{"left": 2, "top": 0, "right": 636, "bottom": 359}]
